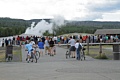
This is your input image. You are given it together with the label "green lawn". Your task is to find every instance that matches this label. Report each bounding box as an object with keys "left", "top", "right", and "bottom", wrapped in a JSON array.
[{"left": 84, "top": 45, "right": 113, "bottom": 60}]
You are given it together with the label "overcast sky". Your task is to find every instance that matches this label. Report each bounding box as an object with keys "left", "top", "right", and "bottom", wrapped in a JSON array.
[{"left": 0, "top": 0, "right": 120, "bottom": 21}]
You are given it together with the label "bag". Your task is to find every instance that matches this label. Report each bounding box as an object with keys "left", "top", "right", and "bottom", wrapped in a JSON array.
[{"left": 78, "top": 43, "right": 82, "bottom": 50}]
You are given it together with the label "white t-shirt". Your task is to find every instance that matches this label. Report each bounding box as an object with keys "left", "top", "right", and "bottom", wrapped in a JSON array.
[
  {"left": 30, "top": 41, "right": 35, "bottom": 45},
  {"left": 53, "top": 37, "right": 57, "bottom": 40},
  {"left": 45, "top": 40, "right": 49, "bottom": 47},
  {"left": 75, "top": 43, "right": 82, "bottom": 49}
]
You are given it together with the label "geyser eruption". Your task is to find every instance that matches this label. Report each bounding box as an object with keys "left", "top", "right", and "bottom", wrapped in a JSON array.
[
  {"left": 24, "top": 16, "right": 65, "bottom": 36},
  {"left": 25, "top": 20, "right": 53, "bottom": 36}
]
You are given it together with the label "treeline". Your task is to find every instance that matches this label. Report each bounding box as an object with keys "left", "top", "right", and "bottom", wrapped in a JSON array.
[
  {"left": 0, "top": 27, "right": 27, "bottom": 37},
  {"left": 67, "top": 21, "right": 120, "bottom": 29},
  {"left": 52, "top": 21, "right": 120, "bottom": 35},
  {"left": 0, "top": 17, "right": 30, "bottom": 37},
  {"left": 0, "top": 17, "right": 51, "bottom": 37},
  {"left": 51, "top": 25, "right": 100, "bottom": 36},
  {"left": 0, "top": 17, "right": 120, "bottom": 37}
]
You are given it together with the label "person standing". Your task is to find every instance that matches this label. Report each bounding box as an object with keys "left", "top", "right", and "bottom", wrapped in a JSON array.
[
  {"left": 2, "top": 39, "right": 5, "bottom": 47},
  {"left": 68, "top": 36, "right": 76, "bottom": 58},
  {"left": 49, "top": 38, "right": 54, "bottom": 56},
  {"left": 44, "top": 37, "right": 50, "bottom": 55},
  {"left": 38, "top": 39, "right": 44, "bottom": 56},
  {"left": 75, "top": 40, "right": 82, "bottom": 60},
  {"left": 53, "top": 36, "right": 57, "bottom": 44}
]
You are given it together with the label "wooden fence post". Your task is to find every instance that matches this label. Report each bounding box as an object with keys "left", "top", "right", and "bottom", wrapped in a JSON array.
[
  {"left": 87, "top": 38, "right": 89, "bottom": 55},
  {"left": 99, "top": 42, "right": 102, "bottom": 57}
]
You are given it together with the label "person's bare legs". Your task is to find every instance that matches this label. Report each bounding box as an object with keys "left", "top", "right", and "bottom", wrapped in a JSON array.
[
  {"left": 71, "top": 51, "right": 75, "bottom": 58},
  {"left": 45, "top": 47, "right": 47, "bottom": 55},
  {"left": 40, "top": 50, "right": 43, "bottom": 56},
  {"left": 73, "top": 51, "right": 76, "bottom": 58}
]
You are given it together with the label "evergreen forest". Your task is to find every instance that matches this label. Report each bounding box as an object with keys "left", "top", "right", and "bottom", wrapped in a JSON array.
[{"left": 0, "top": 17, "right": 120, "bottom": 37}]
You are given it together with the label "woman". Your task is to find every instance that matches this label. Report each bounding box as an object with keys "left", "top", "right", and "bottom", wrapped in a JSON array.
[{"left": 49, "top": 38, "right": 54, "bottom": 56}]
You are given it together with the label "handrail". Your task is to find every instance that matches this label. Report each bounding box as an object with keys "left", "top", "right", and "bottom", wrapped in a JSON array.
[{"left": 54, "top": 42, "right": 120, "bottom": 46}]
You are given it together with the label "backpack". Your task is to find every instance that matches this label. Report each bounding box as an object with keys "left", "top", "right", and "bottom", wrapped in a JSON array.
[{"left": 77, "top": 43, "right": 82, "bottom": 50}]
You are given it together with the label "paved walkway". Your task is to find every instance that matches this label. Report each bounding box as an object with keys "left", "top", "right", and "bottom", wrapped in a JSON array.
[{"left": 0, "top": 46, "right": 120, "bottom": 80}]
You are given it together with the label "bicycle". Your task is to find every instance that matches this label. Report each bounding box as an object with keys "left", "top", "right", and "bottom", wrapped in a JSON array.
[
  {"left": 25, "top": 47, "right": 40, "bottom": 63},
  {"left": 34, "top": 47, "right": 40, "bottom": 60}
]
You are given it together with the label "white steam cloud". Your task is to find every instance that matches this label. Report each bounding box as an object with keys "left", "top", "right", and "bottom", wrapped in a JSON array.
[{"left": 25, "top": 15, "right": 65, "bottom": 36}]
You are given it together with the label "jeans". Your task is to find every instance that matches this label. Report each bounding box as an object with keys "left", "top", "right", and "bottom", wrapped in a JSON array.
[{"left": 76, "top": 49, "right": 80, "bottom": 60}]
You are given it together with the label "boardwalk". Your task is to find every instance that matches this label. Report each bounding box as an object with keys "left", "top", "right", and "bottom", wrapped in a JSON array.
[{"left": 0, "top": 46, "right": 120, "bottom": 80}]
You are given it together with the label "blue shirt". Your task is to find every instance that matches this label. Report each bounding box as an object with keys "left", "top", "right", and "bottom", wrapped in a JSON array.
[
  {"left": 38, "top": 42, "right": 44, "bottom": 49},
  {"left": 25, "top": 44, "right": 33, "bottom": 52}
]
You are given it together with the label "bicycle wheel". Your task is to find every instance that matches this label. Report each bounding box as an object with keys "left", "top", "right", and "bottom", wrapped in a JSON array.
[
  {"left": 83, "top": 51, "right": 85, "bottom": 60},
  {"left": 66, "top": 50, "right": 70, "bottom": 59},
  {"left": 81, "top": 51, "right": 84, "bottom": 61},
  {"left": 35, "top": 51, "right": 40, "bottom": 60},
  {"left": 66, "top": 51, "right": 69, "bottom": 59},
  {"left": 68, "top": 51, "right": 71, "bottom": 58},
  {"left": 34, "top": 54, "right": 37, "bottom": 63}
]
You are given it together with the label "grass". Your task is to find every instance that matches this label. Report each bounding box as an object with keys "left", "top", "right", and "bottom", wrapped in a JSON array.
[
  {"left": 86, "top": 45, "right": 112, "bottom": 48},
  {"left": 84, "top": 45, "right": 113, "bottom": 60},
  {"left": 94, "top": 53, "right": 108, "bottom": 59},
  {"left": 0, "top": 50, "right": 5, "bottom": 62}
]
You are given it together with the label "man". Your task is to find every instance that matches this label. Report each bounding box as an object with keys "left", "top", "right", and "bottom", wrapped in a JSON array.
[
  {"left": 53, "top": 36, "right": 57, "bottom": 44},
  {"left": 68, "top": 36, "right": 76, "bottom": 58},
  {"left": 38, "top": 39, "right": 44, "bottom": 56},
  {"left": 44, "top": 37, "right": 50, "bottom": 55}
]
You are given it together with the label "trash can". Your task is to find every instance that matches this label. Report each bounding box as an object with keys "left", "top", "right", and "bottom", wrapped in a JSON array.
[
  {"left": 5, "top": 45, "right": 13, "bottom": 61},
  {"left": 113, "top": 44, "right": 120, "bottom": 60}
]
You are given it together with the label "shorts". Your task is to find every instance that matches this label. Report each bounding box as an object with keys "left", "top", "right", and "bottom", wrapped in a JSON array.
[
  {"left": 27, "top": 49, "right": 33, "bottom": 57},
  {"left": 45, "top": 46, "right": 49, "bottom": 50},
  {"left": 39, "top": 49, "right": 44, "bottom": 52},
  {"left": 70, "top": 46, "right": 76, "bottom": 51}
]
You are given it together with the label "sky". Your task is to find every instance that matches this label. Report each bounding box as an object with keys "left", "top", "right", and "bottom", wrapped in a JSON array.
[{"left": 0, "top": 0, "right": 120, "bottom": 21}]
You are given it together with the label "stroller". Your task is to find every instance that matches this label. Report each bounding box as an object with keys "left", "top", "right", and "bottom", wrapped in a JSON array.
[
  {"left": 80, "top": 47, "right": 86, "bottom": 61},
  {"left": 65, "top": 45, "right": 71, "bottom": 59}
]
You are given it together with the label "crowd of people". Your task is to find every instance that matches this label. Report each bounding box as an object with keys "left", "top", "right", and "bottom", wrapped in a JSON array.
[
  {"left": 0, "top": 34, "right": 120, "bottom": 61},
  {"left": 1, "top": 34, "right": 120, "bottom": 47}
]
